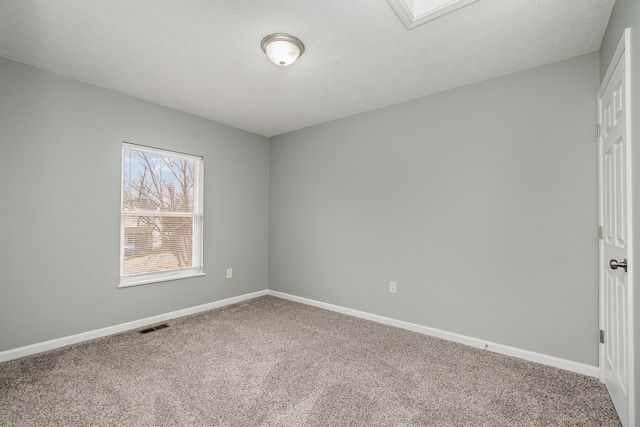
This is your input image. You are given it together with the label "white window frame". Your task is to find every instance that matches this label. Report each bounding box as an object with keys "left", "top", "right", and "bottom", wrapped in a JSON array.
[{"left": 119, "top": 143, "right": 204, "bottom": 288}]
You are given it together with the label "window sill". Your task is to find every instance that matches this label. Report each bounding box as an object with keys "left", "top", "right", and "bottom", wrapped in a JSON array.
[{"left": 119, "top": 270, "right": 205, "bottom": 288}]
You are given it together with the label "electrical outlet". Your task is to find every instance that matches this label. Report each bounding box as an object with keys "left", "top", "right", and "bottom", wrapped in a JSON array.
[
  {"left": 389, "top": 281, "right": 397, "bottom": 294},
  {"left": 226, "top": 268, "right": 233, "bottom": 279}
]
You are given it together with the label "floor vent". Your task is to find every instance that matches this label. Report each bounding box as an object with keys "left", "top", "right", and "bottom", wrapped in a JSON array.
[{"left": 139, "top": 323, "right": 169, "bottom": 334}]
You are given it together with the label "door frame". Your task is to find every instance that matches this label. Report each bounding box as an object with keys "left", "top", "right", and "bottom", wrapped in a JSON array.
[{"left": 598, "top": 27, "right": 634, "bottom": 426}]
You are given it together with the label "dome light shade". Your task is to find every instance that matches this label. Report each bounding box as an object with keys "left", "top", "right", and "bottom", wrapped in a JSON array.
[{"left": 261, "top": 33, "right": 305, "bottom": 67}]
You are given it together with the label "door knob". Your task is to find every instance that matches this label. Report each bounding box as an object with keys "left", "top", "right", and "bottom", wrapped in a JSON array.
[{"left": 610, "top": 259, "right": 628, "bottom": 272}]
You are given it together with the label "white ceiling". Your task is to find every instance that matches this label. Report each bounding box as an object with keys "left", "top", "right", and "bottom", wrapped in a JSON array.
[{"left": 0, "top": 0, "right": 614, "bottom": 137}]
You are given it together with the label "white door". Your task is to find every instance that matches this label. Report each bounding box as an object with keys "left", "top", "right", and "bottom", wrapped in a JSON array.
[{"left": 598, "top": 28, "right": 634, "bottom": 427}]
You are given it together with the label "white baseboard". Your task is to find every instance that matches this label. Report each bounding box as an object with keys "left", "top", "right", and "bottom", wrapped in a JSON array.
[
  {"left": 1, "top": 289, "right": 599, "bottom": 379},
  {"left": 0, "top": 290, "right": 268, "bottom": 363},
  {"left": 267, "top": 290, "right": 599, "bottom": 378}
]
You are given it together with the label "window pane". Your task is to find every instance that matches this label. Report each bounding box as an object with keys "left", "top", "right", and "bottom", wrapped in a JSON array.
[
  {"left": 122, "top": 148, "right": 195, "bottom": 213},
  {"left": 122, "top": 216, "right": 194, "bottom": 277},
  {"left": 120, "top": 143, "right": 203, "bottom": 285}
]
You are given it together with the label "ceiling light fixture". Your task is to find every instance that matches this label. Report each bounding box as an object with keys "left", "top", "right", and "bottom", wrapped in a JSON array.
[{"left": 261, "top": 33, "right": 305, "bottom": 67}]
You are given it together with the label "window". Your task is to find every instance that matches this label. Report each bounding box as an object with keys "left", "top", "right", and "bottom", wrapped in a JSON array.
[{"left": 120, "top": 143, "right": 204, "bottom": 287}]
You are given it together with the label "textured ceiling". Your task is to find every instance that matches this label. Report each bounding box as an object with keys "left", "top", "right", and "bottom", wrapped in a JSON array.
[{"left": 0, "top": 0, "right": 614, "bottom": 137}]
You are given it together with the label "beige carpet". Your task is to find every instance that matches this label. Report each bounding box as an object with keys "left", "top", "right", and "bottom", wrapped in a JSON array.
[{"left": 0, "top": 296, "right": 621, "bottom": 426}]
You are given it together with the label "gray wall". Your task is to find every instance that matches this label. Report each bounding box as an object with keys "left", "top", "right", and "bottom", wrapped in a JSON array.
[
  {"left": 269, "top": 53, "right": 600, "bottom": 365},
  {"left": 0, "top": 47, "right": 603, "bottom": 369},
  {"left": 599, "top": 0, "right": 640, "bottom": 422},
  {"left": 0, "top": 57, "right": 269, "bottom": 352}
]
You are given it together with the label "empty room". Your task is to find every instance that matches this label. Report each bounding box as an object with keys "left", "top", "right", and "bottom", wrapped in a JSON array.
[{"left": 0, "top": 0, "right": 638, "bottom": 425}]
